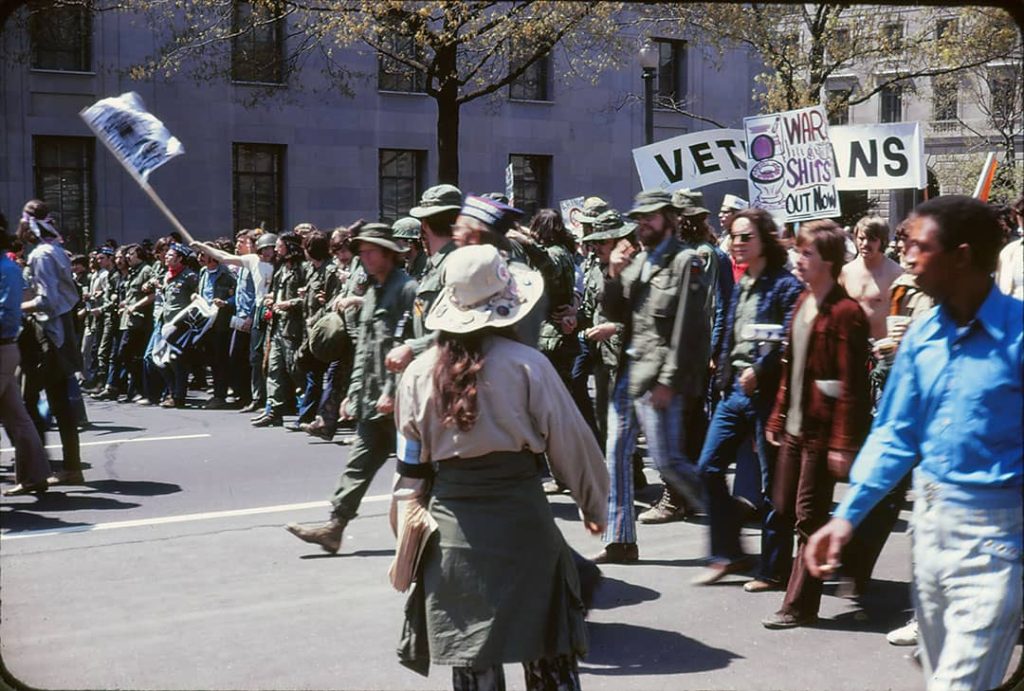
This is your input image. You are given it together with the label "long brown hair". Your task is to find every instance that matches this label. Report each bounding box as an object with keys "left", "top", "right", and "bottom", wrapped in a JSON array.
[{"left": 432, "top": 331, "right": 485, "bottom": 432}]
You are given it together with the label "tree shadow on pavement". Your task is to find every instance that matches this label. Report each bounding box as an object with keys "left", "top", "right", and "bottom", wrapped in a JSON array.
[
  {"left": 590, "top": 576, "right": 660, "bottom": 610},
  {"left": 80, "top": 479, "right": 181, "bottom": 497},
  {"left": 582, "top": 621, "right": 741, "bottom": 675}
]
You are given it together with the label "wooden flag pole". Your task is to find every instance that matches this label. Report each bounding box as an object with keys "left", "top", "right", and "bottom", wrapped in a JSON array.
[
  {"left": 82, "top": 116, "right": 195, "bottom": 244},
  {"left": 972, "top": 152, "right": 999, "bottom": 202}
]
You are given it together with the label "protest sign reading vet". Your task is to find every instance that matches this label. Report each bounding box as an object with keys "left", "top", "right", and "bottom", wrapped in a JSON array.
[
  {"left": 559, "top": 197, "right": 586, "bottom": 238},
  {"left": 831, "top": 122, "right": 926, "bottom": 191},
  {"left": 633, "top": 129, "right": 747, "bottom": 191},
  {"left": 744, "top": 104, "right": 840, "bottom": 222}
]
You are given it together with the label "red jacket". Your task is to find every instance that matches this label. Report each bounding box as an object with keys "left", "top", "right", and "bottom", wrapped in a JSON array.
[{"left": 767, "top": 284, "right": 871, "bottom": 453}]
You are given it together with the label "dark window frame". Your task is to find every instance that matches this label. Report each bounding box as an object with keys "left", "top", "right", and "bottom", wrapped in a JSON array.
[
  {"left": 231, "top": 0, "right": 286, "bottom": 85},
  {"left": 377, "top": 33, "right": 427, "bottom": 94},
  {"left": 29, "top": 2, "right": 92, "bottom": 72},
  {"left": 989, "top": 65, "right": 1020, "bottom": 126},
  {"left": 232, "top": 143, "right": 285, "bottom": 234},
  {"left": 931, "top": 75, "right": 958, "bottom": 122},
  {"left": 827, "top": 88, "right": 851, "bottom": 125},
  {"left": 509, "top": 53, "right": 551, "bottom": 102},
  {"left": 652, "top": 38, "right": 687, "bottom": 106},
  {"left": 509, "top": 153, "right": 551, "bottom": 220},
  {"left": 883, "top": 21, "right": 904, "bottom": 49},
  {"left": 378, "top": 149, "right": 426, "bottom": 225},
  {"left": 880, "top": 84, "right": 902, "bottom": 123},
  {"left": 33, "top": 136, "right": 94, "bottom": 252}
]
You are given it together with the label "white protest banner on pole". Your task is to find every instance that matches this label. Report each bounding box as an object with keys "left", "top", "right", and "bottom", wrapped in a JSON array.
[
  {"left": 559, "top": 197, "right": 586, "bottom": 238},
  {"left": 632, "top": 129, "right": 747, "bottom": 191},
  {"left": 831, "top": 122, "right": 926, "bottom": 191},
  {"left": 504, "top": 163, "right": 515, "bottom": 207},
  {"left": 80, "top": 92, "right": 194, "bottom": 242},
  {"left": 744, "top": 104, "right": 839, "bottom": 222}
]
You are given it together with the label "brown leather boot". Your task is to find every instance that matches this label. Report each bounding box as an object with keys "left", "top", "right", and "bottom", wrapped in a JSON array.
[{"left": 285, "top": 516, "right": 347, "bottom": 554}]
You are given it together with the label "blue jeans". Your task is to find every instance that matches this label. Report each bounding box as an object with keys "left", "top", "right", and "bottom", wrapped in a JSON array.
[
  {"left": 912, "top": 471, "right": 1022, "bottom": 690},
  {"left": 603, "top": 364, "right": 703, "bottom": 545},
  {"left": 698, "top": 384, "right": 792, "bottom": 583}
]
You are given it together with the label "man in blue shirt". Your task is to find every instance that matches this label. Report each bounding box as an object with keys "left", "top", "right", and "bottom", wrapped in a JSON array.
[{"left": 806, "top": 195, "right": 1023, "bottom": 690}]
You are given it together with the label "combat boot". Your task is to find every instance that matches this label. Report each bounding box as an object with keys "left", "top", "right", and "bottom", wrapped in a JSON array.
[
  {"left": 285, "top": 516, "right": 347, "bottom": 554},
  {"left": 638, "top": 486, "right": 690, "bottom": 524}
]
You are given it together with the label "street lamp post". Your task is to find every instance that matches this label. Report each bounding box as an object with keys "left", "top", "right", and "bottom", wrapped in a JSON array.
[{"left": 639, "top": 42, "right": 659, "bottom": 145}]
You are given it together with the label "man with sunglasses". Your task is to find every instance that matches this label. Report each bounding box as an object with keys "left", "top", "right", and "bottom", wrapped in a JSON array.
[{"left": 693, "top": 208, "right": 804, "bottom": 589}]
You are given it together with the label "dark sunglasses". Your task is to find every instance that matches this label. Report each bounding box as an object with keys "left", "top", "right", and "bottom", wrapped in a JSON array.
[{"left": 731, "top": 232, "right": 753, "bottom": 242}]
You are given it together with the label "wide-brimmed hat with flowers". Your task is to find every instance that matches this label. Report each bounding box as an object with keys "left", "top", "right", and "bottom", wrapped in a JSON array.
[{"left": 425, "top": 245, "right": 543, "bottom": 334}]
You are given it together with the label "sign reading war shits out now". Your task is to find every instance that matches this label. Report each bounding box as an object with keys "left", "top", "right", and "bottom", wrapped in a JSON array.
[{"left": 743, "top": 104, "right": 840, "bottom": 222}]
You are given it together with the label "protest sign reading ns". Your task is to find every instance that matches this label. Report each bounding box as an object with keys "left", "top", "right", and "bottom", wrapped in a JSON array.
[
  {"left": 744, "top": 105, "right": 839, "bottom": 222},
  {"left": 830, "top": 122, "right": 926, "bottom": 191},
  {"left": 633, "top": 129, "right": 747, "bottom": 191}
]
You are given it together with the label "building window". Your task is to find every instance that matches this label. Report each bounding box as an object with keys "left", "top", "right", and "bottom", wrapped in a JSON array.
[
  {"left": 880, "top": 84, "right": 902, "bottom": 123},
  {"left": 935, "top": 17, "right": 958, "bottom": 41},
  {"left": 509, "top": 154, "right": 551, "bottom": 220},
  {"left": 653, "top": 39, "right": 687, "bottom": 104},
  {"left": 29, "top": 3, "right": 91, "bottom": 72},
  {"left": 830, "top": 28, "right": 850, "bottom": 63},
  {"left": 826, "top": 88, "right": 851, "bottom": 125},
  {"left": 231, "top": 0, "right": 285, "bottom": 84},
  {"left": 932, "top": 75, "right": 958, "bottom": 122},
  {"left": 509, "top": 54, "right": 550, "bottom": 102},
  {"left": 989, "top": 66, "right": 1020, "bottom": 126},
  {"left": 378, "top": 34, "right": 426, "bottom": 93},
  {"left": 33, "top": 137, "right": 94, "bottom": 251},
  {"left": 882, "top": 22, "right": 903, "bottom": 49},
  {"left": 379, "top": 149, "right": 425, "bottom": 225},
  {"left": 233, "top": 143, "right": 284, "bottom": 233}
]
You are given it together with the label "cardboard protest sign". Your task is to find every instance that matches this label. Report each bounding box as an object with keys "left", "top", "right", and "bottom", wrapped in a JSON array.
[
  {"left": 559, "top": 197, "right": 586, "bottom": 237},
  {"left": 633, "top": 129, "right": 747, "bottom": 191},
  {"left": 744, "top": 105, "right": 839, "bottom": 222},
  {"left": 831, "top": 122, "right": 926, "bottom": 191},
  {"left": 80, "top": 92, "right": 183, "bottom": 182}
]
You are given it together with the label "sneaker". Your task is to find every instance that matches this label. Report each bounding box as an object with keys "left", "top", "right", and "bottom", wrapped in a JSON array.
[
  {"left": 762, "top": 611, "right": 817, "bottom": 629},
  {"left": 743, "top": 579, "right": 782, "bottom": 593},
  {"left": 203, "top": 397, "right": 228, "bottom": 410},
  {"left": 47, "top": 470, "right": 86, "bottom": 486},
  {"left": 252, "top": 414, "right": 283, "bottom": 427},
  {"left": 639, "top": 487, "right": 690, "bottom": 524},
  {"left": 542, "top": 479, "right": 568, "bottom": 494},
  {"left": 887, "top": 619, "right": 918, "bottom": 646}
]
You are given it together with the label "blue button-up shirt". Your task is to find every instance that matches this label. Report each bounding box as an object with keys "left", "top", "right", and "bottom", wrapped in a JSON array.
[
  {"left": 835, "top": 285, "right": 1023, "bottom": 526},
  {"left": 0, "top": 254, "right": 23, "bottom": 340}
]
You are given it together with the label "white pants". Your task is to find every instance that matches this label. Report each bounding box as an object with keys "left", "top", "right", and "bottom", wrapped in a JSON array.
[{"left": 911, "top": 472, "right": 1023, "bottom": 691}]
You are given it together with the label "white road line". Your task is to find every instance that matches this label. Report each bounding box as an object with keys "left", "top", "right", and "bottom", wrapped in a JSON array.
[
  {"left": 0, "top": 494, "right": 389, "bottom": 541},
  {"left": 0, "top": 433, "right": 211, "bottom": 453}
]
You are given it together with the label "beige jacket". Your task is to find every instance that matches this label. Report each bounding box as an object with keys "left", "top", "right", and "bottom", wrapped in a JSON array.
[{"left": 394, "top": 335, "right": 609, "bottom": 526}]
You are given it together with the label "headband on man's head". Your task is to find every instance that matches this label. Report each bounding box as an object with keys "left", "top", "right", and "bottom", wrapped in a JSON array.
[
  {"left": 22, "top": 211, "right": 60, "bottom": 239},
  {"left": 98, "top": 246, "right": 116, "bottom": 257}
]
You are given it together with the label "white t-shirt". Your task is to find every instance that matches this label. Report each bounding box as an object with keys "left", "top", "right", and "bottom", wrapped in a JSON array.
[
  {"left": 996, "top": 238, "right": 1023, "bottom": 300},
  {"left": 239, "top": 254, "right": 275, "bottom": 305}
]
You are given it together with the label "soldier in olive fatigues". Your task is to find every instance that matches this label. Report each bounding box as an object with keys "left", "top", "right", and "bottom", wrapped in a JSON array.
[
  {"left": 112, "top": 245, "right": 156, "bottom": 401},
  {"left": 286, "top": 224, "right": 417, "bottom": 553}
]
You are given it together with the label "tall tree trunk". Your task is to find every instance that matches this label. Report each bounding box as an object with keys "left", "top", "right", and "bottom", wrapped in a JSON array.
[{"left": 434, "top": 41, "right": 460, "bottom": 185}]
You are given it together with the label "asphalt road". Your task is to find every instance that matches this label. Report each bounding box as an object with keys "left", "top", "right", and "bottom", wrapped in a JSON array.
[{"left": 0, "top": 393, "right": 1005, "bottom": 690}]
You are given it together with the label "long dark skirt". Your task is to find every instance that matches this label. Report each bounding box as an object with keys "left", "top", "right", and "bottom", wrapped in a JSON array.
[{"left": 399, "top": 451, "right": 587, "bottom": 676}]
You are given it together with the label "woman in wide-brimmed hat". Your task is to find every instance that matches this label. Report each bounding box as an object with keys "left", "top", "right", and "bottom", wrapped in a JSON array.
[{"left": 394, "top": 244, "right": 609, "bottom": 691}]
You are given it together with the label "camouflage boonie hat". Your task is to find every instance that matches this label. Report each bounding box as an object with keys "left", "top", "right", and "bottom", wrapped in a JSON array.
[
  {"left": 391, "top": 217, "right": 421, "bottom": 240},
  {"left": 581, "top": 209, "right": 636, "bottom": 243},
  {"left": 350, "top": 223, "right": 409, "bottom": 254},
  {"left": 409, "top": 184, "right": 463, "bottom": 219},
  {"left": 627, "top": 189, "right": 675, "bottom": 217},
  {"left": 671, "top": 188, "right": 710, "bottom": 215},
  {"left": 576, "top": 196, "right": 612, "bottom": 224}
]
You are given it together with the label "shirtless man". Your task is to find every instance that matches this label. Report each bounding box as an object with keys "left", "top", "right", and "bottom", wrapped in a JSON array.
[{"left": 839, "top": 216, "right": 904, "bottom": 339}]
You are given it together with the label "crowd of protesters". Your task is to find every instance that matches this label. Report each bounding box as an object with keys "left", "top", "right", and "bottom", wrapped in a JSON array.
[{"left": 1, "top": 186, "right": 1022, "bottom": 691}]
